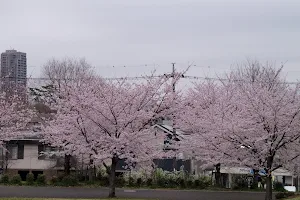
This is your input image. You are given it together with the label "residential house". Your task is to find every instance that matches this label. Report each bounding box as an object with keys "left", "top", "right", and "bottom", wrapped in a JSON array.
[{"left": 1, "top": 134, "right": 58, "bottom": 180}]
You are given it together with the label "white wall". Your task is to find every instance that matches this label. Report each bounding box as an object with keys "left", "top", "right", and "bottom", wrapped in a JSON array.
[{"left": 7, "top": 144, "right": 56, "bottom": 170}]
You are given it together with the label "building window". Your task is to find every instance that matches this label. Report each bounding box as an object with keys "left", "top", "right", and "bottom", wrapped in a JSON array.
[
  {"left": 8, "top": 145, "right": 18, "bottom": 159},
  {"left": 7, "top": 144, "right": 24, "bottom": 160},
  {"left": 0, "top": 148, "right": 4, "bottom": 161},
  {"left": 38, "top": 145, "right": 56, "bottom": 160}
]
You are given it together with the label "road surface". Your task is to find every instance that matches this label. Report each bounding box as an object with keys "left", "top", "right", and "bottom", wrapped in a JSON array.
[{"left": 0, "top": 186, "right": 271, "bottom": 200}]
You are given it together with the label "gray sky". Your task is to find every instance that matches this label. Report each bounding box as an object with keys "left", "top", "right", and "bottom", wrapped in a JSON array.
[{"left": 1, "top": 0, "right": 300, "bottom": 81}]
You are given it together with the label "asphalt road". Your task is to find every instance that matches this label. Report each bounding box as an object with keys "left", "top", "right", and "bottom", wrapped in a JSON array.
[{"left": 0, "top": 186, "right": 270, "bottom": 200}]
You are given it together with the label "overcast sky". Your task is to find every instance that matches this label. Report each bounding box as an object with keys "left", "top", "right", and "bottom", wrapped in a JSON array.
[{"left": 1, "top": 0, "right": 300, "bottom": 81}]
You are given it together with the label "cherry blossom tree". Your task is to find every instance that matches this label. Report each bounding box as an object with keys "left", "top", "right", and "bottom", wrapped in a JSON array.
[
  {"left": 0, "top": 92, "right": 33, "bottom": 172},
  {"left": 42, "top": 57, "right": 93, "bottom": 90},
  {"left": 43, "top": 74, "right": 179, "bottom": 197},
  {"left": 30, "top": 57, "right": 94, "bottom": 176},
  {"left": 0, "top": 91, "right": 33, "bottom": 148},
  {"left": 178, "top": 61, "right": 300, "bottom": 200}
]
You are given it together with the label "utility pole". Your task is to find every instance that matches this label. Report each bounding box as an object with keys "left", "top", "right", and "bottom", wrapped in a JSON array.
[
  {"left": 171, "top": 62, "right": 176, "bottom": 136},
  {"left": 172, "top": 63, "right": 176, "bottom": 91},
  {"left": 171, "top": 63, "right": 177, "bottom": 172}
]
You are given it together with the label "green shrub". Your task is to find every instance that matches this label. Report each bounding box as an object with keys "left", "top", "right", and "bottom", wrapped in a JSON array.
[
  {"left": 10, "top": 174, "right": 22, "bottom": 185},
  {"left": 85, "top": 180, "right": 96, "bottom": 185},
  {"left": 50, "top": 176, "right": 58, "bottom": 185},
  {"left": 36, "top": 174, "right": 46, "bottom": 185},
  {"left": 128, "top": 177, "right": 135, "bottom": 187},
  {"left": 0, "top": 174, "right": 9, "bottom": 184},
  {"left": 273, "top": 182, "right": 286, "bottom": 192},
  {"left": 97, "top": 168, "right": 107, "bottom": 180},
  {"left": 157, "top": 177, "right": 166, "bottom": 188},
  {"left": 178, "top": 178, "right": 186, "bottom": 188},
  {"left": 57, "top": 174, "right": 65, "bottom": 182},
  {"left": 136, "top": 178, "right": 142, "bottom": 187},
  {"left": 26, "top": 173, "right": 35, "bottom": 185},
  {"left": 116, "top": 176, "right": 125, "bottom": 187},
  {"left": 285, "top": 192, "right": 295, "bottom": 198},
  {"left": 275, "top": 192, "right": 295, "bottom": 199},
  {"left": 99, "top": 176, "right": 109, "bottom": 187},
  {"left": 154, "top": 168, "right": 167, "bottom": 188},
  {"left": 232, "top": 175, "right": 248, "bottom": 189},
  {"left": 275, "top": 192, "right": 285, "bottom": 199},
  {"left": 186, "top": 179, "right": 193, "bottom": 188},
  {"left": 195, "top": 176, "right": 211, "bottom": 189},
  {"left": 194, "top": 179, "right": 200, "bottom": 187},
  {"left": 167, "top": 178, "right": 177, "bottom": 188},
  {"left": 146, "top": 178, "right": 153, "bottom": 187},
  {"left": 61, "top": 175, "right": 78, "bottom": 186},
  {"left": 77, "top": 175, "right": 86, "bottom": 182}
]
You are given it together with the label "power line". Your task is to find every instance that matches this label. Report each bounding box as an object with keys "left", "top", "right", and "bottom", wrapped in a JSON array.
[
  {"left": 99, "top": 64, "right": 158, "bottom": 68},
  {"left": 0, "top": 74, "right": 299, "bottom": 85},
  {"left": 0, "top": 76, "right": 162, "bottom": 81},
  {"left": 184, "top": 75, "right": 299, "bottom": 85}
]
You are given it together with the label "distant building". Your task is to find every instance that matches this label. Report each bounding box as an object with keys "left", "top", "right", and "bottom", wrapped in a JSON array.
[{"left": 0, "top": 50, "right": 27, "bottom": 93}]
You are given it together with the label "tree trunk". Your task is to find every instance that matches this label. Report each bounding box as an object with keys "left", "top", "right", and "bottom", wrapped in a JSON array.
[
  {"left": 108, "top": 156, "right": 118, "bottom": 198},
  {"left": 215, "top": 163, "right": 221, "bottom": 187},
  {"left": 265, "top": 156, "right": 274, "bottom": 200},
  {"left": 85, "top": 166, "right": 88, "bottom": 182},
  {"left": 88, "top": 167, "right": 93, "bottom": 182},
  {"left": 252, "top": 169, "right": 258, "bottom": 189},
  {"left": 94, "top": 165, "right": 97, "bottom": 179},
  {"left": 64, "top": 154, "right": 71, "bottom": 176},
  {"left": 265, "top": 175, "right": 272, "bottom": 200},
  {"left": 4, "top": 151, "right": 8, "bottom": 173},
  {"left": 88, "top": 159, "right": 94, "bottom": 182},
  {"left": 172, "top": 157, "right": 176, "bottom": 172}
]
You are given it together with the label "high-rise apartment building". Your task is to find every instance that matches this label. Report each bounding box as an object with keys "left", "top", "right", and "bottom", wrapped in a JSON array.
[{"left": 0, "top": 50, "right": 27, "bottom": 92}]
